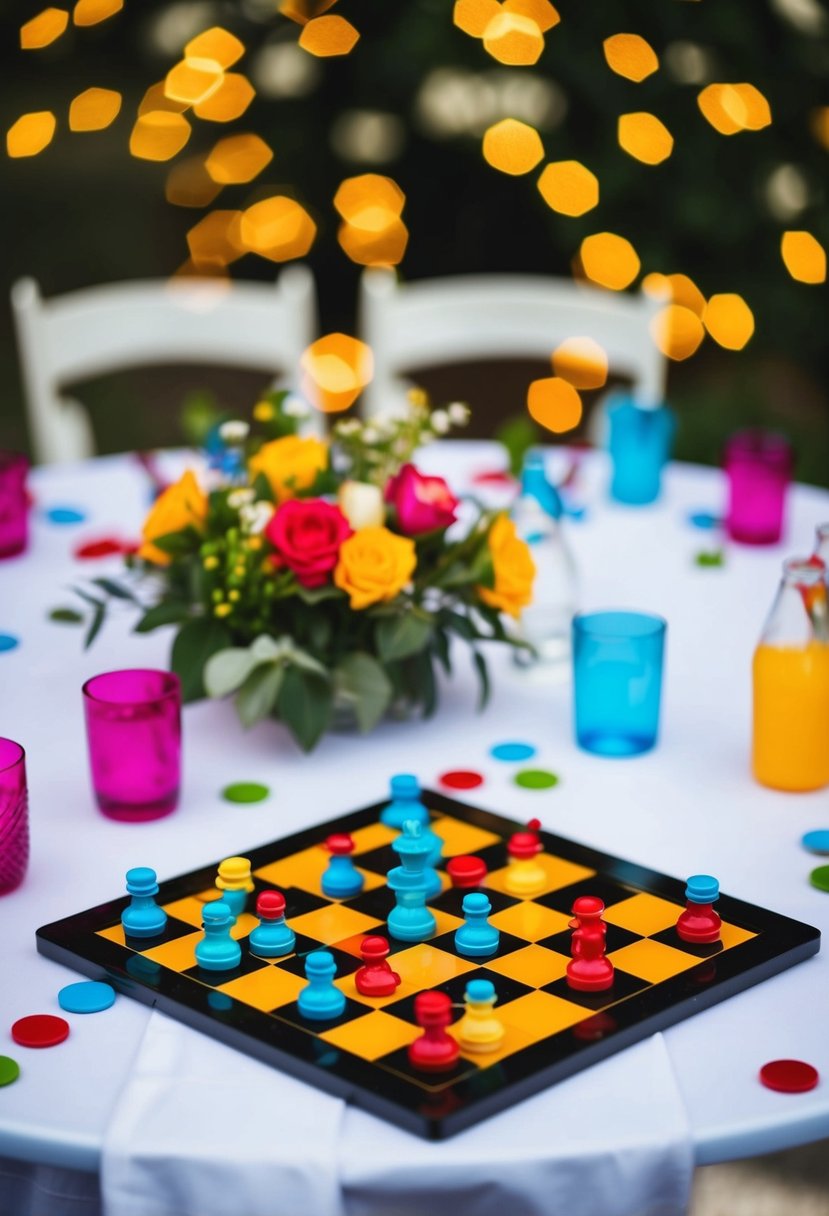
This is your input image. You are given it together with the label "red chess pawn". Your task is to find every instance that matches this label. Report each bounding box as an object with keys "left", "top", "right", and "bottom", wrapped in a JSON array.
[
  {"left": 566, "top": 896, "right": 615, "bottom": 993},
  {"left": 407, "top": 991, "right": 460, "bottom": 1072},
  {"left": 354, "top": 935, "right": 401, "bottom": 998},
  {"left": 508, "top": 818, "right": 543, "bottom": 861},
  {"left": 446, "top": 855, "right": 487, "bottom": 889},
  {"left": 676, "top": 875, "right": 721, "bottom": 944}
]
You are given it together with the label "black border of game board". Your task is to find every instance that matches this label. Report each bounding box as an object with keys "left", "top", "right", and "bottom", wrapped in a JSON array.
[{"left": 36, "top": 791, "right": 821, "bottom": 1139}]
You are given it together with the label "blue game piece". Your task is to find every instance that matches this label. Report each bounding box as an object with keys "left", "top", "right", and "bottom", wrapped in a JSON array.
[
  {"left": 802, "top": 830, "right": 829, "bottom": 856},
  {"left": 454, "top": 891, "right": 500, "bottom": 958},
  {"left": 490, "top": 741, "right": 537, "bottom": 762},
  {"left": 195, "top": 900, "right": 241, "bottom": 972},
  {"left": 297, "top": 951, "right": 346, "bottom": 1021},
  {"left": 121, "top": 867, "right": 168, "bottom": 939},
  {"left": 387, "top": 820, "right": 437, "bottom": 944},
  {"left": 685, "top": 875, "right": 719, "bottom": 904},
  {"left": 218, "top": 888, "right": 247, "bottom": 920},
  {"left": 321, "top": 833, "right": 365, "bottom": 899},
  {"left": 249, "top": 890, "right": 296, "bottom": 958},
  {"left": 381, "top": 775, "right": 443, "bottom": 875},
  {"left": 58, "top": 981, "right": 116, "bottom": 1014}
]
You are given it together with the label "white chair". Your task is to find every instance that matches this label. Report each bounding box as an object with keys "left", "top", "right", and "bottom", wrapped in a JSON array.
[
  {"left": 11, "top": 265, "right": 319, "bottom": 464},
  {"left": 358, "top": 268, "right": 667, "bottom": 420}
]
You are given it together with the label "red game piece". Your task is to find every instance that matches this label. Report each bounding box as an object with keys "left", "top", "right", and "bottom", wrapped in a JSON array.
[
  {"left": 676, "top": 876, "right": 722, "bottom": 944},
  {"left": 256, "top": 890, "right": 285, "bottom": 919},
  {"left": 355, "top": 935, "right": 401, "bottom": 998},
  {"left": 508, "top": 818, "right": 543, "bottom": 860},
  {"left": 566, "top": 896, "right": 615, "bottom": 993},
  {"left": 11, "top": 1014, "right": 70, "bottom": 1048},
  {"left": 438, "top": 770, "right": 484, "bottom": 791},
  {"left": 759, "top": 1059, "right": 819, "bottom": 1093},
  {"left": 407, "top": 991, "right": 460, "bottom": 1071},
  {"left": 446, "top": 855, "right": 487, "bottom": 889},
  {"left": 325, "top": 832, "right": 355, "bottom": 855}
]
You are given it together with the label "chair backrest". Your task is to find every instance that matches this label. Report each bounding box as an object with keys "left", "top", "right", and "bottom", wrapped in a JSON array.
[
  {"left": 358, "top": 269, "right": 667, "bottom": 419},
  {"left": 11, "top": 266, "right": 319, "bottom": 464}
]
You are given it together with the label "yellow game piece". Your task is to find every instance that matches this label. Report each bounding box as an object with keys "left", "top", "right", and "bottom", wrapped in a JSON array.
[
  {"left": 215, "top": 856, "right": 254, "bottom": 919},
  {"left": 456, "top": 978, "right": 505, "bottom": 1052},
  {"left": 503, "top": 818, "right": 546, "bottom": 897}
]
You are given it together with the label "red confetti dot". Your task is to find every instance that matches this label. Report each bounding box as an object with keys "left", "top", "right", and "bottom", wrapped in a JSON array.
[
  {"left": 439, "top": 769, "right": 484, "bottom": 790},
  {"left": 74, "top": 536, "right": 136, "bottom": 560},
  {"left": 759, "top": 1059, "right": 819, "bottom": 1093},
  {"left": 12, "top": 1014, "right": 70, "bottom": 1048}
]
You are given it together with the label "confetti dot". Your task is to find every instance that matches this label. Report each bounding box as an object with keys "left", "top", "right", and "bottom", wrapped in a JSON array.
[
  {"left": 439, "top": 770, "right": 485, "bottom": 790},
  {"left": 222, "top": 782, "right": 270, "bottom": 804},
  {"left": 809, "top": 864, "right": 829, "bottom": 892},
  {"left": 759, "top": 1059, "right": 819, "bottom": 1094},
  {"left": 46, "top": 506, "right": 87, "bottom": 524},
  {"left": 11, "top": 1014, "right": 70, "bottom": 1048},
  {"left": 0, "top": 1056, "right": 20, "bottom": 1087},
  {"left": 490, "top": 741, "right": 537, "bottom": 762},
  {"left": 694, "top": 550, "right": 725, "bottom": 568},
  {"left": 802, "top": 830, "right": 829, "bottom": 855},
  {"left": 515, "top": 769, "right": 559, "bottom": 790},
  {"left": 0, "top": 635, "right": 19, "bottom": 653},
  {"left": 73, "top": 537, "right": 128, "bottom": 560},
  {"left": 48, "top": 607, "right": 84, "bottom": 624},
  {"left": 58, "top": 981, "right": 116, "bottom": 1014},
  {"left": 688, "top": 511, "right": 721, "bottom": 530}
]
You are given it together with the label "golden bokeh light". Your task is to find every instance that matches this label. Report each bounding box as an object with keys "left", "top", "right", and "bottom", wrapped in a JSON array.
[
  {"left": 138, "top": 82, "right": 188, "bottom": 116},
  {"left": 603, "top": 34, "right": 659, "bottom": 82},
  {"left": 240, "top": 196, "right": 317, "bottom": 262},
  {"left": 299, "top": 15, "right": 360, "bottom": 57},
  {"left": 537, "top": 161, "right": 599, "bottom": 217},
  {"left": 483, "top": 11, "right": 544, "bottom": 66},
  {"left": 280, "top": 0, "right": 339, "bottom": 23},
  {"left": 650, "top": 304, "right": 705, "bottom": 361},
  {"left": 7, "top": 111, "right": 57, "bottom": 158},
  {"left": 482, "top": 118, "right": 544, "bottom": 175},
  {"left": 165, "top": 58, "right": 224, "bottom": 107},
  {"left": 580, "top": 232, "right": 640, "bottom": 290},
  {"left": 300, "top": 333, "right": 374, "bottom": 414},
  {"left": 205, "top": 134, "right": 273, "bottom": 184},
  {"left": 642, "top": 271, "right": 706, "bottom": 316},
  {"left": 697, "top": 84, "right": 771, "bottom": 135},
  {"left": 73, "top": 0, "right": 122, "bottom": 25},
  {"left": 68, "top": 87, "right": 122, "bottom": 132},
  {"left": 173, "top": 257, "right": 229, "bottom": 281},
  {"left": 129, "top": 111, "right": 192, "bottom": 162},
  {"left": 703, "top": 293, "right": 755, "bottom": 350},
  {"left": 551, "top": 336, "right": 608, "bottom": 389},
  {"left": 194, "top": 74, "right": 256, "bottom": 123},
  {"left": 618, "top": 112, "right": 674, "bottom": 165},
  {"left": 185, "top": 27, "right": 245, "bottom": 70},
  {"left": 453, "top": 0, "right": 501, "bottom": 38},
  {"left": 21, "top": 9, "right": 68, "bottom": 50},
  {"left": 187, "top": 210, "right": 245, "bottom": 267},
  {"left": 166, "top": 156, "right": 222, "bottom": 208},
  {"left": 334, "top": 174, "right": 405, "bottom": 222},
  {"left": 502, "top": 0, "right": 559, "bottom": 33},
  {"left": 338, "top": 217, "right": 409, "bottom": 267},
  {"left": 810, "top": 106, "right": 829, "bottom": 150},
  {"left": 527, "top": 377, "right": 583, "bottom": 434},
  {"left": 780, "top": 231, "right": 826, "bottom": 284}
]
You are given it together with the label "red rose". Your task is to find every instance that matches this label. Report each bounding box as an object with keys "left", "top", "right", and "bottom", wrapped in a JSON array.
[
  {"left": 385, "top": 463, "right": 459, "bottom": 535},
  {"left": 265, "top": 499, "right": 352, "bottom": 588}
]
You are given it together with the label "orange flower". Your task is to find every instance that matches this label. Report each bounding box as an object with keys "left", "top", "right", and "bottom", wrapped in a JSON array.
[
  {"left": 478, "top": 514, "right": 535, "bottom": 618},
  {"left": 138, "top": 470, "right": 207, "bottom": 565},
  {"left": 334, "top": 526, "right": 416, "bottom": 610}
]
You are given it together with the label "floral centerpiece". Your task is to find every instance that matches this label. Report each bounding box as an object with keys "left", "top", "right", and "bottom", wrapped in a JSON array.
[{"left": 86, "top": 393, "right": 535, "bottom": 751}]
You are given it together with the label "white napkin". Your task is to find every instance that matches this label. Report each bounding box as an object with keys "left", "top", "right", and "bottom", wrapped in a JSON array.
[{"left": 102, "top": 1011, "right": 692, "bottom": 1216}]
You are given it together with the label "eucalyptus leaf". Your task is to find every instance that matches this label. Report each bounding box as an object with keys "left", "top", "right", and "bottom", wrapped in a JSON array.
[
  {"left": 335, "top": 652, "right": 392, "bottom": 733},
  {"left": 171, "top": 617, "right": 233, "bottom": 702},
  {"left": 277, "top": 665, "right": 332, "bottom": 752},
  {"left": 204, "top": 646, "right": 260, "bottom": 698},
  {"left": 376, "top": 613, "right": 433, "bottom": 662},
  {"left": 235, "top": 663, "right": 285, "bottom": 729},
  {"left": 472, "top": 649, "right": 491, "bottom": 710},
  {"left": 84, "top": 602, "right": 106, "bottom": 650},
  {"left": 294, "top": 584, "right": 345, "bottom": 606},
  {"left": 134, "top": 601, "right": 191, "bottom": 633},
  {"left": 90, "top": 578, "right": 137, "bottom": 602}
]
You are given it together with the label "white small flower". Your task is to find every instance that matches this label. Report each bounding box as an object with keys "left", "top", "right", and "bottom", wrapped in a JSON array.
[
  {"left": 227, "top": 488, "right": 255, "bottom": 509},
  {"left": 362, "top": 427, "right": 380, "bottom": 444},
  {"left": 338, "top": 481, "right": 385, "bottom": 530},
  {"left": 239, "top": 501, "right": 275, "bottom": 534},
  {"left": 282, "top": 394, "right": 310, "bottom": 419},
  {"left": 448, "top": 401, "right": 470, "bottom": 426},
  {"left": 219, "top": 420, "right": 250, "bottom": 444},
  {"left": 335, "top": 419, "right": 361, "bottom": 437},
  {"left": 430, "top": 409, "right": 450, "bottom": 434}
]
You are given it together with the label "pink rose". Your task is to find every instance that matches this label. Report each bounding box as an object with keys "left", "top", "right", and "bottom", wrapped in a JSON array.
[
  {"left": 385, "top": 464, "right": 459, "bottom": 535},
  {"left": 265, "top": 499, "right": 352, "bottom": 588}
]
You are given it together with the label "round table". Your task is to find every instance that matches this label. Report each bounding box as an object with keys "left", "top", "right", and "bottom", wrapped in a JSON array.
[{"left": 1, "top": 443, "right": 827, "bottom": 1195}]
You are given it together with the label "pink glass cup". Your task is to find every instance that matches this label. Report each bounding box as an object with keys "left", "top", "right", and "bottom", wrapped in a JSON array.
[
  {"left": 83, "top": 670, "right": 181, "bottom": 822},
  {"left": 724, "top": 430, "right": 792, "bottom": 545},
  {"left": 0, "top": 739, "right": 29, "bottom": 894},
  {"left": 0, "top": 451, "right": 29, "bottom": 559}
]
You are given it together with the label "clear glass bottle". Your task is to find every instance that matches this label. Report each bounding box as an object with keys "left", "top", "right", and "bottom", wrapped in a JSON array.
[
  {"left": 512, "top": 451, "right": 578, "bottom": 671},
  {"left": 752, "top": 558, "right": 829, "bottom": 792}
]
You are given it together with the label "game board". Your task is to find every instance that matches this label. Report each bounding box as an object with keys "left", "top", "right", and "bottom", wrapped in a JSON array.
[{"left": 36, "top": 791, "right": 820, "bottom": 1139}]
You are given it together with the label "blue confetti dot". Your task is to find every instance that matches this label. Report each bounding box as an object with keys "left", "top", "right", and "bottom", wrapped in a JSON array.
[
  {"left": 58, "top": 981, "right": 115, "bottom": 1014},
  {"left": 490, "top": 741, "right": 537, "bottom": 762},
  {"left": 0, "top": 635, "right": 19, "bottom": 653},
  {"left": 802, "top": 830, "right": 829, "bottom": 856},
  {"left": 687, "top": 511, "right": 721, "bottom": 531},
  {"left": 45, "top": 506, "right": 87, "bottom": 525}
]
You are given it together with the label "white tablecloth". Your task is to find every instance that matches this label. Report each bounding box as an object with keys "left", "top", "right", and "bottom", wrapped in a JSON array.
[{"left": 1, "top": 442, "right": 828, "bottom": 1216}]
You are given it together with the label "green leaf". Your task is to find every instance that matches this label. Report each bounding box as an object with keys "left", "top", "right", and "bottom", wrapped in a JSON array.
[
  {"left": 335, "top": 652, "right": 392, "bottom": 733},
  {"left": 432, "top": 627, "right": 452, "bottom": 675},
  {"left": 171, "top": 617, "right": 233, "bottom": 702},
  {"left": 415, "top": 650, "right": 437, "bottom": 717},
  {"left": 48, "top": 607, "right": 83, "bottom": 625},
  {"left": 294, "top": 583, "right": 345, "bottom": 606},
  {"left": 235, "top": 663, "right": 284, "bottom": 729},
  {"left": 277, "top": 665, "right": 332, "bottom": 752},
  {"left": 90, "top": 577, "right": 137, "bottom": 602},
  {"left": 472, "top": 649, "right": 491, "bottom": 710},
  {"left": 204, "top": 646, "right": 260, "bottom": 698},
  {"left": 148, "top": 527, "right": 201, "bottom": 557},
  {"left": 84, "top": 601, "right": 106, "bottom": 649},
  {"left": 286, "top": 644, "right": 329, "bottom": 678},
  {"left": 251, "top": 472, "right": 275, "bottom": 503},
  {"left": 134, "top": 602, "right": 191, "bottom": 633},
  {"left": 376, "top": 613, "right": 433, "bottom": 662},
  {"left": 72, "top": 588, "right": 104, "bottom": 610},
  {"left": 441, "top": 609, "right": 476, "bottom": 640}
]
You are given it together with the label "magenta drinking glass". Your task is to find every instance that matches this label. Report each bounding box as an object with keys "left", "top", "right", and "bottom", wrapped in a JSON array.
[
  {"left": 83, "top": 670, "right": 181, "bottom": 822},
  {"left": 724, "top": 430, "right": 792, "bottom": 545},
  {"left": 0, "top": 451, "right": 29, "bottom": 559},
  {"left": 0, "top": 739, "right": 29, "bottom": 894}
]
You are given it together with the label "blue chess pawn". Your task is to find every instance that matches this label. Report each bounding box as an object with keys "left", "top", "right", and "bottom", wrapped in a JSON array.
[
  {"left": 121, "top": 867, "right": 167, "bottom": 939},
  {"left": 381, "top": 774, "right": 443, "bottom": 871},
  {"left": 249, "top": 890, "right": 296, "bottom": 958},
  {"left": 195, "top": 899, "right": 241, "bottom": 972},
  {"left": 454, "top": 891, "right": 500, "bottom": 958},
  {"left": 298, "top": 950, "right": 346, "bottom": 1020},
  {"left": 321, "top": 833, "right": 365, "bottom": 899},
  {"left": 387, "top": 820, "right": 437, "bottom": 943}
]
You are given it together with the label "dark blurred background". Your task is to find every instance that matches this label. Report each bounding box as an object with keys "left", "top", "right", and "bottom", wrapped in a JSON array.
[{"left": 1, "top": 0, "right": 827, "bottom": 481}]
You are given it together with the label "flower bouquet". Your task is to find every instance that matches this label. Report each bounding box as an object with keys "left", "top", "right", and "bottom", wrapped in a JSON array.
[{"left": 86, "top": 393, "right": 535, "bottom": 751}]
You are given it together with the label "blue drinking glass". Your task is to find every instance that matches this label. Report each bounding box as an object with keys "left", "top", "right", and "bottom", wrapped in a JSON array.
[
  {"left": 573, "top": 611, "right": 667, "bottom": 757},
  {"left": 607, "top": 395, "right": 676, "bottom": 506}
]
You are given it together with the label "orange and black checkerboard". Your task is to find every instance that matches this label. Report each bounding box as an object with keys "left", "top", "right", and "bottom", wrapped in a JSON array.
[{"left": 37, "top": 791, "right": 820, "bottom": 1138}]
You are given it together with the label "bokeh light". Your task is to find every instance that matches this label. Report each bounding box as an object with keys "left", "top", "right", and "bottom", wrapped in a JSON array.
[
  {"left": 527, "top": 377, "right": 583, "bottom": 433},
  {"left": 617, "top": 113, "right": 674, "bottom": 165},
  {"left": 482, "top": 118, "right": 544, "bottom": 175},
  {"left": 334, "top": 174, "right": 405, "bottom": 221},
  {"left": 166, "top": 156, "right": 222, "bottom": 208},
  {"left": 187, "top": 210, "right": 245, "bottom": 268},
  {"left": 502, "top": 0, "right": 559, "bottom": 33},
  {"left": 194, "top": 74, "right": 256, "bottom": 123},
  {"left": 129, "top": 112, "right": 192, "bottom": 162},
  {"left": 68, "top": 88, "right": 122, "bottom": 132},
  {"left": 650, "top": 304, "right": 705, "bottom": 361},
  {"left": 185, "top": 27, "right": 245, "bottom": 69},
  {"left": 703, "top": 293, "right": 755, "bottom": 350},
  {"left": 335, "top": 173, "right": 408, "bottom": 267},
  {"left": 338, "top": 218, "right": 409, "bottom": 267},
  {"left": 579, "top": 232, "right": 640, "bottom": 290},
  {"left": 73, "top": 0, "right": 123, "bottom": 26},
  {"left": 603, "top": 34, "right": 659, "bottom": 82},
  {"left": 642, "top": 271, "right": 705, "bottom": 316},
  {"left": 299, "top": 15, "right": 360, "bottom": 57},
  {"left": 240, "top": 196, "right": 317, "bottom": 262},
  {"left": 205, "top": 134, "right": 273, "bottom": 184},
  {"left": 698, "top": 84, "right": 772, "bottom": 135},
  {"left": 781, "top": 231, "right": 826, "bottom": 284},
  {"left": 551, "top": 337, "right": 608, "bottom": 389},
  {"left": 138, "top": 82, "right": 188, "bottom": 116},
  {"left": 483, "top": 12, "right": 544, "bottom": 67},
  {"left": 453, "top": 0, "right": 501, "bottom": 38},
  {"left": 21, "top": 9, "right": 68, "bottom": 50},
  {"left": 537, "top": 160, "right": 598, "bottom": 216},
  {"left": 165, "top": 58, "right": 224, "bottom": 107},
  {"left": 7, "top": 112, "right": 57, "bottom": 158},
  {"left": 300, "top": 333, "right": 374, "bottom": 413}
]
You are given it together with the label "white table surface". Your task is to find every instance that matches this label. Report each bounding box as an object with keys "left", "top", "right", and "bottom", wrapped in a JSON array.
[{"left": 1, "top": 441, "right": 828, "bottom": 1175}]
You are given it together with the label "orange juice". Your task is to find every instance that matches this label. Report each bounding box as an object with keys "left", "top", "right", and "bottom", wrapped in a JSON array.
[{"left": 752, "top": 642, "right": 829, "bottom": 791}]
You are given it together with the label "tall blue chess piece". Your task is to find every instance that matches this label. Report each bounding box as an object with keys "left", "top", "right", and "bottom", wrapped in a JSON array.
[
  {"left": 121, "top": 867, "right": 167, "bottom": 939},
  {"left": 298, "top": 951, "right": 346, "bottom": 1020},
  {"left": 387, "top": 820, "right": 437, "bottom": 943},
  {"left": 455, "top": 892, "right": 500, "bottom": 958},
  {"left": 195, "top": 899, "right": 241, "bottom": 972},
  {"left": 381, "top": 774, "right": 443, "bottom": 880}
]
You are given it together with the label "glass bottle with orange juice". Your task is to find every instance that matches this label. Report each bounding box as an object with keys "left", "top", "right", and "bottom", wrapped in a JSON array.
[{"left": 752, "top": 556, "right": 829, "bottom": 792}]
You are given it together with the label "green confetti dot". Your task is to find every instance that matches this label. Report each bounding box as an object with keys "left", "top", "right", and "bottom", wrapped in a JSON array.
[
  {"left": 222, "top": 781, "right": 270, "bottom": 804},
  {"left": 48, "top": 607, "right": 84, "bottom": 624},
  {"left": 809, "top": 864, "right": 829, "bottom": 893},
  {"left": 0, "top": 1056, "right": 20, "bottom": 1087},
  {"left": 515, "top": 769, "right": 559, "bottom": 790},
  {"left": 694, "top": 549, "right": 725, "bottom": 568}
]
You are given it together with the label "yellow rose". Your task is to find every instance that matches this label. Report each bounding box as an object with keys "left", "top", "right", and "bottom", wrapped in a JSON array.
[
  {"left": 138, "top": 470, "right": 207, "bottom": 565},
  {"left": 478, "top": 514, "right": 535, "bottom": 618},
  {"left": 248, "top": 436, "right": 328, "bottom": 502},
  {"left": 334, "top": 526, "right": 417, "bottom": 610}
]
